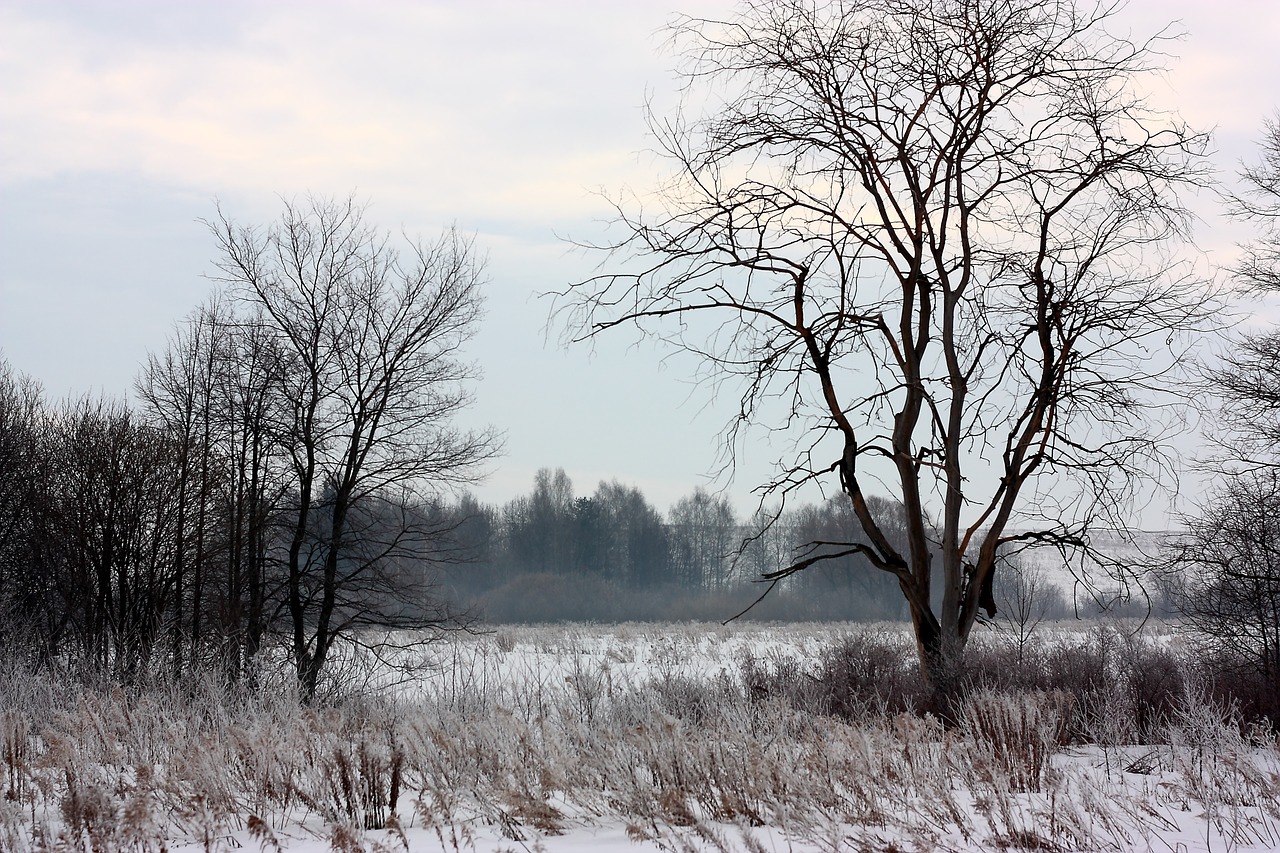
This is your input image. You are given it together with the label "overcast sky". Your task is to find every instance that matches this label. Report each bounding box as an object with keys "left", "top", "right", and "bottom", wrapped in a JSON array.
[{"left": 2, "top": 0, "right": 1278, "bottom": 521}]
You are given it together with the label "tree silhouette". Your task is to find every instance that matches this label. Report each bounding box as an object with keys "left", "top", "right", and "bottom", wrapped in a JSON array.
[{"left": 560, "top": 0, "right": 1217, "bottom": 710}]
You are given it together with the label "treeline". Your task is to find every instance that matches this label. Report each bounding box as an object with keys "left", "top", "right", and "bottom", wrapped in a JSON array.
[
  {"left": 0, "top": 348, "right": 916, "bottom": 691},
  {"left": 0, "top": 200, "right": 917, "bottom": 696},
  {"left": 0, "top": 330, "right": 474, "bottom": 691},
  {"left": 0, "top": 199, "right": 501, "bottom": 700},
  {"left": 437, "top": 467, "right": 913, "bottom": 623}
]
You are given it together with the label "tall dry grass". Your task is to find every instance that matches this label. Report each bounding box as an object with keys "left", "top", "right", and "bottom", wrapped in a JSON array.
[{"left": 0, "top": 622, "right": 1276, "bottom": 851}]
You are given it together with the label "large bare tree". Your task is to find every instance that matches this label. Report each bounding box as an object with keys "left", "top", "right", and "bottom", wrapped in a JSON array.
[
  {"left": 559, "top": 0, "right": 1217, "bottom": 707},
  {"left": 209, "top": 196, "right": 501, "bottom": 701}
]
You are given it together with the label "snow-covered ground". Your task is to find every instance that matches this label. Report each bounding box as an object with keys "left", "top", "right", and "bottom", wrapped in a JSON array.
[
  {"left": 5, "top": 621, "right": 1278, "bottom": 852},
  {"left": 1012, "top": 529, "right": 1178, "bottom": 596}
]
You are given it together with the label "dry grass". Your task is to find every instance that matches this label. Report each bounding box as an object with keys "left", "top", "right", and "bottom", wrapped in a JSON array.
[{"left": 0, "top": 623, "right": 1276, "bottom": 852}]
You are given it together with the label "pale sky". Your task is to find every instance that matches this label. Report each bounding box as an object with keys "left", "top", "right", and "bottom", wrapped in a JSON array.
[{"left": 2, "top": 0, "right": 1278, "bottom": 521}]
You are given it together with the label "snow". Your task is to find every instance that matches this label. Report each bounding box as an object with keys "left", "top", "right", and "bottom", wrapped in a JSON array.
[{"left": 7, "top": 621, "right": 1279, "bottom": 853}]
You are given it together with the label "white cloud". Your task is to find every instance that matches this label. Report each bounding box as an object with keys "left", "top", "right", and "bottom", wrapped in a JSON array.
[
  {"left": 0, "top": 2, "right": 683, "bottom": 227},
  {"left": 6, "top": 0, "right": 1272, "bottom": 231}
]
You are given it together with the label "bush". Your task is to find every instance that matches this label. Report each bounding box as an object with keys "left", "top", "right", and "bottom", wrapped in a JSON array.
[
  {"left": 736, "top": 631, "right": 928, "bottom": 720},
  {"left": 963, "top": 689, "right": 1074, "bottom": 793}
]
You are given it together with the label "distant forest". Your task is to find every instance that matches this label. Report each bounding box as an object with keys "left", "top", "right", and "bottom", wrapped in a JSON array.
[{"left": 436, "top": 467, "right": 914, "bottom": 623}]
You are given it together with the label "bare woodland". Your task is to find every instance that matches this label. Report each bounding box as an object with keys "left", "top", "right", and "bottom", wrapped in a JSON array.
[{"left": 2, "top": 198, "right": 500, "bottom": 702}]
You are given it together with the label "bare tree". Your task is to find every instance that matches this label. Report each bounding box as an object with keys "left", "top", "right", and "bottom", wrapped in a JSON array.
[
  {"left": 1206, "top": 115, "right": 1280, "bottom": 463},
  {"left": 137, "top": 298, "right": 289, "bottom": 679},
  {"left": 669, "top": 487, "right": 738, "bottom": 590},
  {"left": 992, "top": 555, "right": 1066, "bottom": 666},
  {"left": 1168, "top": 118, "right": 1280, "bottom": 709},
  {"left": 1170, "top": 470, "right": 1280, "bottom": 688},
  {"left": 1230, "top": 113, "right": 1280, "bottom": 295},
  {"left": 0, "top": 358, "right": 45, "bottom": 657},
  {"left": 559, "top": 0, "right": 1216, "bottom": 709},
  {"left": 0, "top": 359, "right": 41, "bottom": 574},
  {"left": 209, "top": 196, "right": 501, "bottom": 701},
  {"left": 136, "top": 301, "right": 227, "bottom": 676},
  {"left": 31, "top": 397, "right": 186, "bottom": 676}
]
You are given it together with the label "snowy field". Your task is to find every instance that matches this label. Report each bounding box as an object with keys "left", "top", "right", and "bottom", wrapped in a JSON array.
[{"left": 3, "top": 621, "right": 1278, "bottom": 852}]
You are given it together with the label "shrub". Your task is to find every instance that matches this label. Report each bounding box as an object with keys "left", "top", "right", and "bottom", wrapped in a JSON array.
[{"left": 963, "top": 690, "right": 1074, "bottom": 793}]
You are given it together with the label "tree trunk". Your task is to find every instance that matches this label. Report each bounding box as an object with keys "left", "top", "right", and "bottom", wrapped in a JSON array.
[{"left": 915, "top": 622, "right": 966, "bottom": 724}]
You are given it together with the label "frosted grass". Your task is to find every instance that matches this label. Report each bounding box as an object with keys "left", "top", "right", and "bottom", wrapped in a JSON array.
[{"left": 1, "top": 621, "right": 1276, "bottom": 852}]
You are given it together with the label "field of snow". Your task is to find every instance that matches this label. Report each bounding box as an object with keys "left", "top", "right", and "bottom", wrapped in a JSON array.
[{"left": 3, "top": 621, "right": 1278, "bottom": 852}]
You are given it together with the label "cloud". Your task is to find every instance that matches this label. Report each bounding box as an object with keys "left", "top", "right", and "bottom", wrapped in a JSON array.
[
  {"left": 6, "top": 0, "right": 1273, "bottom": 235},
  {"left": 0, "top": 2, "right": 679, "bottom": 229}
]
